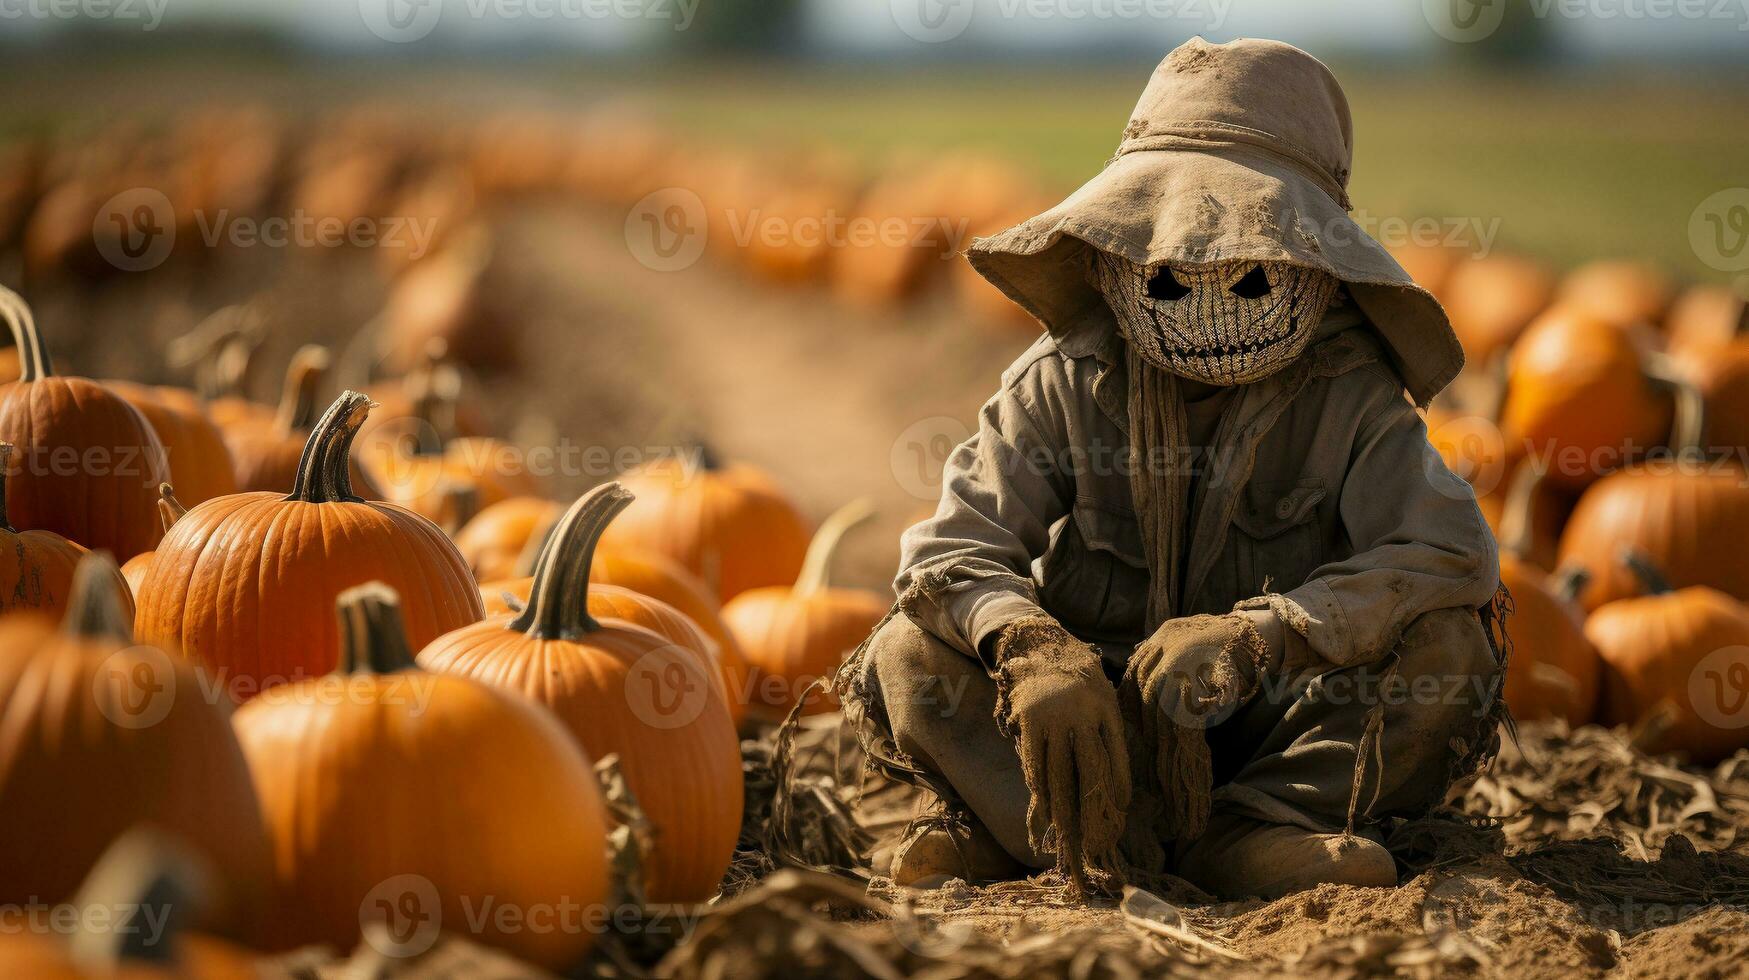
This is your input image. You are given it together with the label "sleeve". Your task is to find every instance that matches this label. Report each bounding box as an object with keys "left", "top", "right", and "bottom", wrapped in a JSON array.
[
  {"left": 1241, "top": 376, "right": 1500, "bottom": 668},
  {"left": 894, "top": 365, "right": 1076, "bottom": 662}
]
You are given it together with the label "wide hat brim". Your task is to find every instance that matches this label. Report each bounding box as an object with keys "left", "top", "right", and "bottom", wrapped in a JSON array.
[{"left": 967, "top": 144, "right": 1462, "bottom": 405}]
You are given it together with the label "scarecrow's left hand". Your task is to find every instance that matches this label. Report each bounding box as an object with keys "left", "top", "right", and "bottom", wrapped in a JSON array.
[{"left": 1125, "top": 613, "right": 1274, "bottom": 730}]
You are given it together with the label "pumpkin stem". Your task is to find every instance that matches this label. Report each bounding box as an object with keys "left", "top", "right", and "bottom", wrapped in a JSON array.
[
  {"left": 1496, "top": 459, "right": 1545, "bottom": 562},
  {"left": 335, "top": 581, "right": 418, "bottom": 674},
  {"left": 1552, "top": 566, "right": 1590, "bottom": 605},
  {"left": 156, "top": 483, "right": 186, "bottom": 535},
  {"left": 0, "top": 442, "right": 13, "bottom": 534},
  {"left": 273, "top": 345, "right": 332, "bottom": 436},
  {"left": 286, "top": 391, "right": 373, "bottom": 504},
  {"left": 509, "top": 483, "right": 634, "bottom": 640},
  {"left": 1643, "top": 353, "right": 1707, "bottom": 459},
  {"left": 62, "top": 553, "right": 132, "bottom": 643},
  {"left": 68, "top": 829, "right": 207, "bottom": 968},
  {"left": 0, "top": 283, "right": 53, "bottom": 381},
  {"left": 170, "top": 302, "right": 264, "bottom": 400},
  {"left": 408, "top": 362, "right": 463, "bottom": 456},
  {"left": 1622, "top": 550, "right": 1674, "bottom": 596},
  {"left": 435, "top": 481, "right": 478, "bottom": 537},
  {"left": 793, "top": 498, "right": 875, "bottom": 597}
]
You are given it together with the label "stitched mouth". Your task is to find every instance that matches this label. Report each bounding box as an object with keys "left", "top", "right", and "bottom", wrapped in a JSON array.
[{"left": 1166, "top": 315, "right": 1298, "bottom": 359}]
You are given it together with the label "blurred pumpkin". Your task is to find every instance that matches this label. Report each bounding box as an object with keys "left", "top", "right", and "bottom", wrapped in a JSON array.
[
  {"left": 236, "top": 583, "right": 608, "bottom": 968},
  {"left": 420, "top": 484, "right": 742, "bottom": 902},
  {"left": 0, "top": 555, "right": 270, "bottom": 935},
  {"left": 601, "top": 450, "right": 811, "bottom": 602},
  {"left": 1385, "top": 240, "right": 1467, "bottom": 301},
  {"left": 135, "top": 392, "right": 483, "bottom": 700},
  {"left": 1665, "top": 283, "right": 1747, "bottom": 356},
  {"left": 1588, "top": 554, "right": 1749, "bottom": 762},
  {"left": 103, "top": 380, "right": 237, "bottom": 505},
  {"left": 1493, "top": 463, "right": 1600, "bottom": 724},
  {"left": 0, "top": 286, "right": 169, "bottom": 560},
  {"left": 454, "top": 495, "right": 563, "bottom": 581},
  {"left": 1556, "top": 259, "right": 1673, "bottom": 333},
  {"left": 1501, "top": 306, "right": 1673, "bottom": 491},
  {"left": 0, "top": 442, "right": 116, "bottom": 620},
  {"left": 222, "top": 344, "right": 381, "bottom": 496},
  {"left": 1439, "top": 252, "right": 1555, "bottom": 364},
  {"left": 722, "top": 499, "right": 886, "bottom": 718},
  {"left": 379, "top": 225, "right": 508, "bottom": 373}
]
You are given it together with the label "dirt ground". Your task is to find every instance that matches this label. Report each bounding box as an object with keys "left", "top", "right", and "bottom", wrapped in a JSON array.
[{"left": 28, "top": 199, "right": 1749, "bottom": 979}]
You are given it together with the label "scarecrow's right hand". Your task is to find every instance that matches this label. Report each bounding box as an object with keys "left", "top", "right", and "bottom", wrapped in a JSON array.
[{"left": 990, "top": 616, "right": 1132, "bottom": 877}]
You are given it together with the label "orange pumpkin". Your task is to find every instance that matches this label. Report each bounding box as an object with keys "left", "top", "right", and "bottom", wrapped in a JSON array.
[
  {"left": 135, "top": 391, "right": 483, "bottom": 700},
  {"left": 1557, "top": 454, "right": 1749, "bottom": 612},
  {"left": 1588, "top": 555, "right": 1749, "bottom": 762},
  {"left": 1665, "top": 283, "right": 1746, "bottom": 356},
  {"left": 0, "top": 286, "right": 169, "bottom": 560},
  {"left": 1385, "top": 241, "right": 1467, "bottom": 301},
  {"left": 722, "top": 499, "right": 886, "bottom": 718},
  {"left": 602, "top": 451, "right": 811, "bottom": 602},
  {"left": 1493, "top": 464, "right": 1600, "bottom": 724},
  {"left": 453, "top": 495, "right": 563, "bottom": 581},
  {"left": 1555, "top": 259, "right": 1673, "bottom": 333},
  {"left": 103, "top": 380, "right": 237, "bottom": 506},
  {"left": 1440, "top": 253, "right": 1555, "bottom": 364},
  {"left": 0, "top": 442, "right": 120, "bottom": 620},
  {"left": 120, "top": 484, "right": 185, "bottom": 600},
  {"left": 420, "top": 484, "right": 743, "bottom": 902},
  {"left": 235, "top": 583, "right": 609, "bottom": 968},
  {"left": 1501, "top": 306, "right": 1673, "bottom": 491},
  {"left": 0, "top": 555, "right": 270, "bottom": 935}
]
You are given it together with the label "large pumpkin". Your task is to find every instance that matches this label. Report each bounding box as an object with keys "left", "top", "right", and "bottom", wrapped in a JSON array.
[
  {"left": 1501, "top": 306, "right": 1673, "bottom": 491},
  {"left": 235, "top": 583, "right": 609, "bottom": 969},
  {"left": 1557, "top": 457, "right": 1749, "bottom": 612},
  {"left": 420, "top": 484, "right": 743, "bottom": 903},
  {"left": 722, "top": 499, "right": 886, "bottom": 718},
  {"left": 0, "top": 442, "right": 121, "bottom": 620},
  {"left": 135, "top": 391, "right": 483, "bottom": 700},
  {"left": 1493, "top": 464, "right": 1600, "bottom": 725},
  {"left": 0, "top": 285, "right": 169, "bottom": 560},
  {"left": 0, "top": 555, "right": 270, "bottom": 935},
  {"left": 1555, "top": 259, "right": 1673, "bottom": 333},
  {"left": 601, "top": 452, "right": 811, "bottom": 602},
  {"left": 1439, "top": 252, "right": 1555, "bottom": 364},
  {"left": 1588, "top": 555, "right": 1749, "bottom": 762},
  {"left": 104, "top": 380, "right": 237, "bottom": 506}
]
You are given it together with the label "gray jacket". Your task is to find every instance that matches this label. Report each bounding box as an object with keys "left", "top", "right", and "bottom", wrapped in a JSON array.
[{"left": 896, "top": 305, "right": 1500, "bottom": 669}]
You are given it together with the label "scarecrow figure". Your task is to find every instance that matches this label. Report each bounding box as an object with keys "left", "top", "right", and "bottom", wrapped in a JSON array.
[{"left": 839, "top": 37, "right": 1506, "bottom": 899}]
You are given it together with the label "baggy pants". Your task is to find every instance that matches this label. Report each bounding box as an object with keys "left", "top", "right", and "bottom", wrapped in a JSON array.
[{"left": 841, "top": 608, "right": 1504, "bottom": 868}]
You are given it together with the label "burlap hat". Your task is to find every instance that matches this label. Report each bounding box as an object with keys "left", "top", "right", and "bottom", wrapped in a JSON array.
[{"left": 968, "top": 37, "right": 1462, "bottom": 405}]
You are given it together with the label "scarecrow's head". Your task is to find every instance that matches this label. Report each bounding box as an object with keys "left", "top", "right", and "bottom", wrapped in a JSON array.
[{"left": 1093, "top": 254, "right": 1339, "bottom": 386}]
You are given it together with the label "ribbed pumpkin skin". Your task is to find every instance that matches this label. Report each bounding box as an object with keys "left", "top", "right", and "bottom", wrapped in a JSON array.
[
  {"left": 1502, "top": 308, "right": 1671, "bottom": 491},
  {"left": 453, "top": 495, "right": 562, "bottom": 581},
  {"left": 722, "top": 586, "right": 887, "bottom": 716},
  {"left": 135, "top": 494, "right": 483, "bottom": 698},
  {"left": 104, "top": 381, "right": 237, "bottom": 506},
  {"left": 601, "top": 459, "right": 811, "bottom": 602},
  {"left": 0, "top": 618, "right": 270, "bottom": 933},
  {"left": 419, "top": 617, "right": 743, "bottom": 902},
  {"left": 1557, "top": 463, "right": 1749, "bottom": 611},
  {"left": 234, "top": 671, "right": 610, "bottom": 968},
  {"left": 1588, "top": 586, "right": 1749, "bottom": 762},
  {"left": 1498, "top": 555, "right": 1600, "bottom": 725},
  {"left": 0, "top": 377, "right": 169, "bottom": 560},
  {"left": 0, "top": 521, "right": 105, "bottom": 620}
]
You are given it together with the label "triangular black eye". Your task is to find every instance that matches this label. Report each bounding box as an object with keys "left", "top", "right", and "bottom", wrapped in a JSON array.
[
  {"left": 1146, "top": 267, "right": 1191, "bottom": 301},
  {"left": 1229, "top": 266, "right": 1271, "bottom": 299}
]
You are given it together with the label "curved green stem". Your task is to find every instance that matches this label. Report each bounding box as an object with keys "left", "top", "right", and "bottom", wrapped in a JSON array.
[
  {"left": 0, "top": 283, "right": 53, "bottom": 382},
  {"left": 793, "top": 498, "right": 875, "bottom": 597},
  {"left": 286, "top": 391, "right": 372, "bottom": 504},
  {"left": 335, "top": 581, "right": 417, "bottom": 674},
  {"left": 509, "top": 483, "right": 633, "bottom": 640}
]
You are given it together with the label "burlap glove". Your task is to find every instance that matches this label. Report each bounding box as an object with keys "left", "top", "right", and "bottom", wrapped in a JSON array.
[
  {"left": 1120, "top": 612, "right": 1278, "bottom": 844},
  {"left": 990, "top": 616, "right": 1131, "bottom": 892}
]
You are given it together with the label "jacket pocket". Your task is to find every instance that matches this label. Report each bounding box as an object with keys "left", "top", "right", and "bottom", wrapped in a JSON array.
[
  {"left": 1233, "top": 479, "right": 1327, "bottom": 596},
  {"left": 1038, "top": 498, "right": 1149, "bottom": 642}
]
